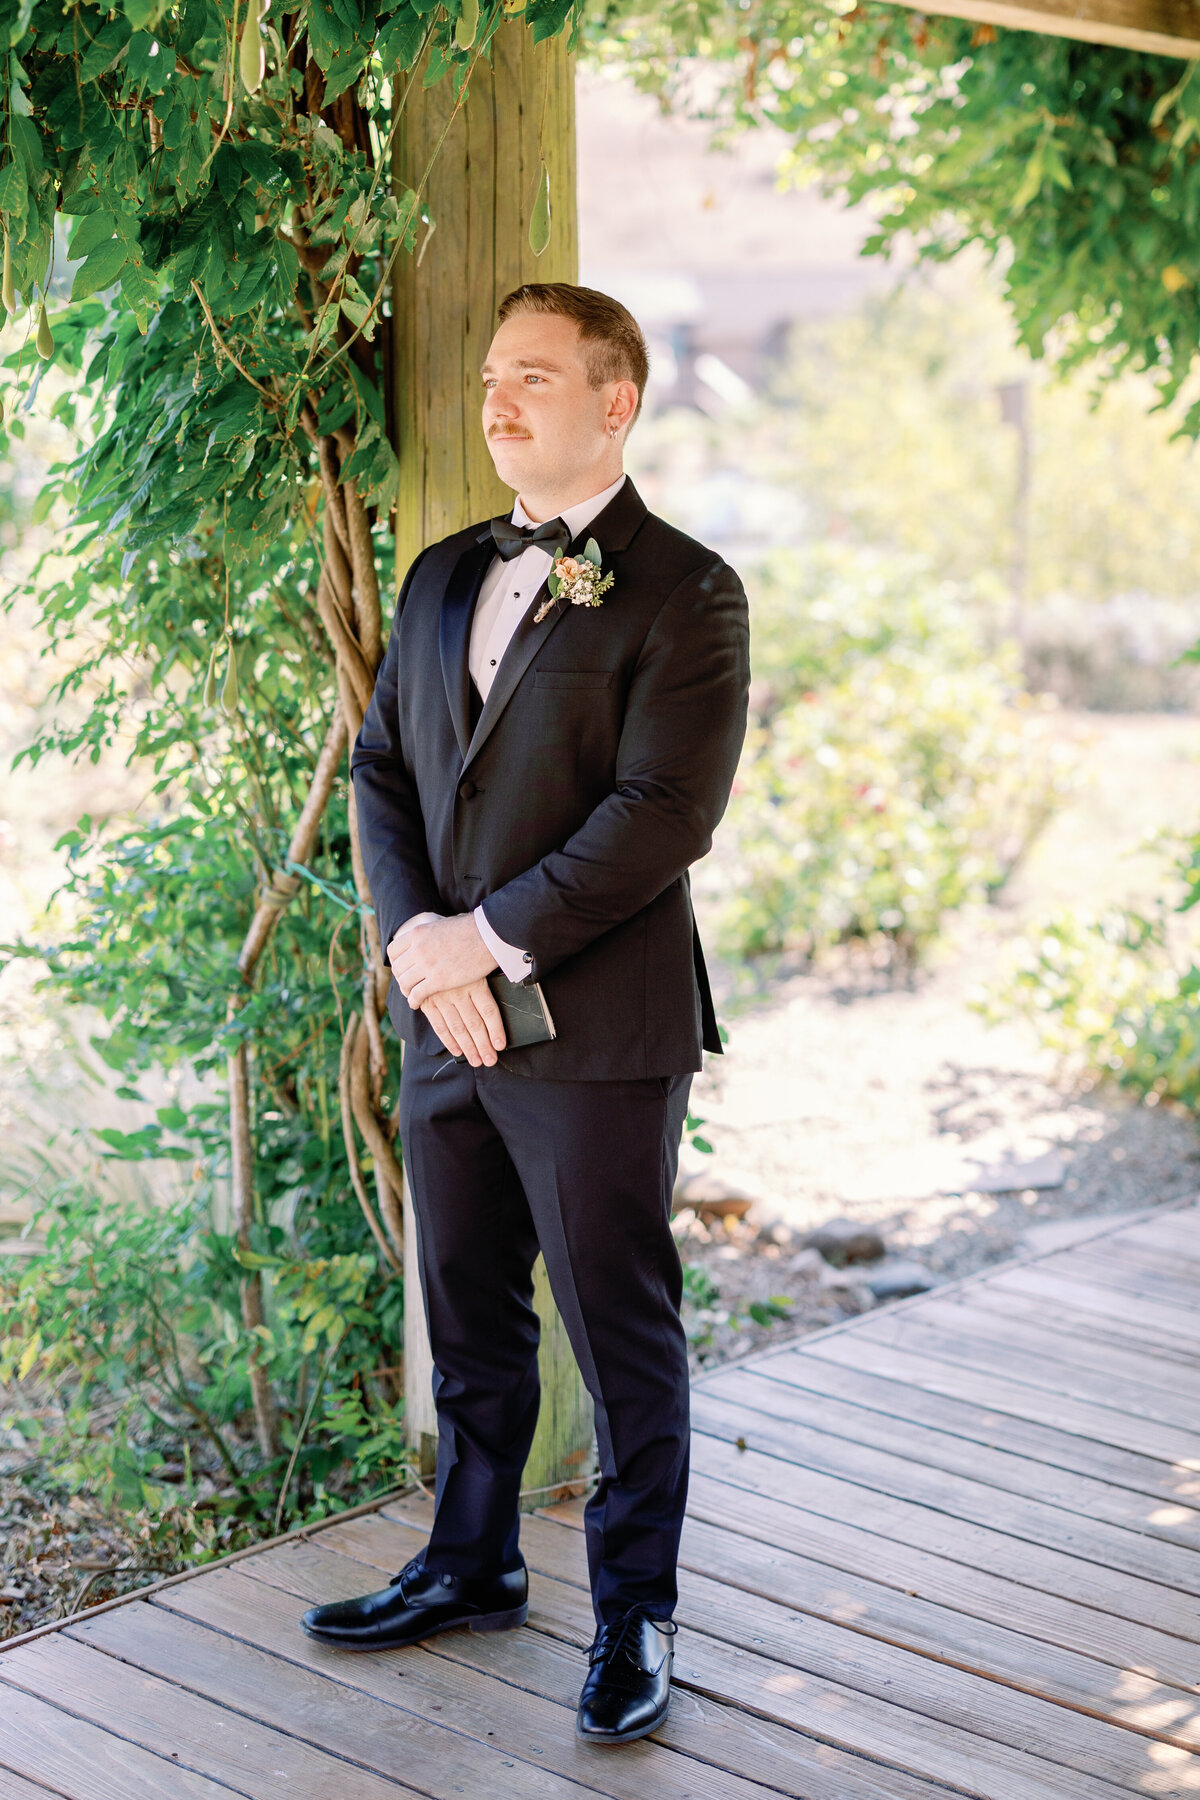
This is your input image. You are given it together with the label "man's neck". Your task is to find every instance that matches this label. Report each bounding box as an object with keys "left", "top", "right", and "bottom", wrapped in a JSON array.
[{"left": 517, "top": 465, "right": 624, "bottom": 524}]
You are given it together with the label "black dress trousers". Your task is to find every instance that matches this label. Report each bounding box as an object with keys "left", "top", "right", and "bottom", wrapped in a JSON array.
[{"left": 399, "top": 1047, "right": 693, "bottom": 1625}]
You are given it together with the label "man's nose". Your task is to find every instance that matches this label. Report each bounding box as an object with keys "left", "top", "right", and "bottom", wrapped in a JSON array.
[{"left": 485, "top": 381, "right": 521, "bottom": 419}]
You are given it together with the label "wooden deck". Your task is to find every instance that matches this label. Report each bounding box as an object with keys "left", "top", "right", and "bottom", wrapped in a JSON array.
[{"left": 3, "top": 1201, "right": 1200, "bottom": 1799}]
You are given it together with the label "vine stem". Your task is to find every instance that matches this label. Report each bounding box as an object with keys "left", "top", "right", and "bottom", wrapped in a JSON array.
[
  {"left": 272, "top": 1343, "right": 335, "bottom": 1535},
  {"left": 191, "top": 280, "right": 273, "bottom": 399}
]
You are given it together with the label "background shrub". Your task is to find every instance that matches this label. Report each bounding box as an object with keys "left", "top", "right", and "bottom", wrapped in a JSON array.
[{"left": 707, "top": 549, "right": 1074, "bottom": 964}]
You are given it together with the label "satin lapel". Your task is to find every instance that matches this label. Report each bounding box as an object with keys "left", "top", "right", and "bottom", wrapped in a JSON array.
[
  {"left": 460, "top": 477, "right": 649, "bottom": 773},
  {"left": 439, "top": 537, "right": 494, "bottom": 761}
]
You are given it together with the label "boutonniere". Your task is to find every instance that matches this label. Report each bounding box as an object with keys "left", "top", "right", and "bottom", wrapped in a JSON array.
[{"left": 533, "top": 537, "right": 615, "bottom": 625}]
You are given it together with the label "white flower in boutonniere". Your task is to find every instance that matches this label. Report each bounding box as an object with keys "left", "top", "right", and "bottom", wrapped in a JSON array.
[{"left": 533, "top": 537, "right": 615, "bottom": 625}]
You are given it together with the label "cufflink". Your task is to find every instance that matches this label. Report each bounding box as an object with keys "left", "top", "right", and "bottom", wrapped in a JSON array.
[{"left": 522, "top": 952, "right": 533, "bottom": 963}]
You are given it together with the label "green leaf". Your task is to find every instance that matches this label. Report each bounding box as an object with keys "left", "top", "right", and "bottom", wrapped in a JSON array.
[
  {"left": 1010, "top": 141, "right": 1046, "bottom": 216},
  {"left": 68, "top": 210, "right": 117, "bottom": 262},
  {"left": 72, "top": 238, "right": 130, "bottom": 301},
  {"left": 120, "top": 260, "right": 160, "bottom": 332},
  {"left": 0, "top": 160, "right": 27, "bottom": 224},
  {"left": 582, "top": 536, "right": 601, "bottom": 566}
]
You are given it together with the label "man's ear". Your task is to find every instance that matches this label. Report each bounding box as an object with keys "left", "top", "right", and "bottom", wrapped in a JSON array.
[{"left": 607, "top": 379, "right": 638, "bottom": 434}]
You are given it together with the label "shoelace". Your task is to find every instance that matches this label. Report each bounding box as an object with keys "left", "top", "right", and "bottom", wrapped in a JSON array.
[
  {"left": 389, "top": 1554, "right": 424, "bottom": 1591},
  {"left": 587, "top": 1609, "right": 678, "bottom": 1669}
]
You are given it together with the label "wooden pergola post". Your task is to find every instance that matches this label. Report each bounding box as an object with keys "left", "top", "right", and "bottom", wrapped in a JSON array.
[{"left": 390, "top": 23, "right": 594, "bottom": 1505}]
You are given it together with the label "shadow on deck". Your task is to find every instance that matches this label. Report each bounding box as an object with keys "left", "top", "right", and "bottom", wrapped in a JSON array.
[{"left": 2, "top": 1200, "right": 1200, "bottom": 1799}]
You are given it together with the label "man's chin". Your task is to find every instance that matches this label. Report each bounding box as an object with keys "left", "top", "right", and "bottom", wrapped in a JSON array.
[{"left": 488, "top": 440, "right": 536, "bottom": 483}]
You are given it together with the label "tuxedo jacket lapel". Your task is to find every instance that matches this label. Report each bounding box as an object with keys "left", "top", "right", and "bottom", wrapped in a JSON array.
[
  {"left": 439, "top": 536, "right": 494, "bottom": 761},
  {"left": 461, "top": 477, "right": 649, "bottom": 773}
]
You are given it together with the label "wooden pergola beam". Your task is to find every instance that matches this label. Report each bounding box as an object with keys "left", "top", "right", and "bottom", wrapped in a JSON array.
[{"left": 875, "top": 0, "right": 1200, "bottom": 58}]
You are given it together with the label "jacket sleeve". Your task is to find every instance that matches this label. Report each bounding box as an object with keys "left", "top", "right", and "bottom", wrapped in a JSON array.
[
  {"left": 349, "top": 548, "right": 444, "bottom": 958},
  {"left": 481, "top": 555, "right": 750, "bottom": 981}
]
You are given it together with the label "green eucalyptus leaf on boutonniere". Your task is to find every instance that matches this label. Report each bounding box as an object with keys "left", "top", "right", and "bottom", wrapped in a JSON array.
[
  {"left": 582, "top": 537, "right": 602, "bottom": 566},
  {"left": 546, "top": 565, "right": 562, "bottom": 599}
]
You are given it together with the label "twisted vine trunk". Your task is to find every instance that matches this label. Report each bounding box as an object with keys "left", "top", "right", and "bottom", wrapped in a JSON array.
[
  {"left": 225, "top": 62, "right": 408, "bottom": 1464},
  {"left": 228, "top": 424, "right": 401, "bottom": 1461},
  {"left": 225, "top": 21, "right": 589, "bottom": 1493}
]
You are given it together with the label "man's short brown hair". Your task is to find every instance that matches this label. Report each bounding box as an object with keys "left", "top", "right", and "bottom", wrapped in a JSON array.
[{"left": 496, "top": 282, "right": 649, "bottom": 424}]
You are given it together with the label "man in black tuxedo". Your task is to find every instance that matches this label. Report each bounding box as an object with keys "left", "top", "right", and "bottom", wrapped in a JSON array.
[{"left": 302, "top": 283, "right": 749, "bottom": 1745}]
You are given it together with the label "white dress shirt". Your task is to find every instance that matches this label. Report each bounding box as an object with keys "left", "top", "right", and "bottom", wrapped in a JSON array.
[{"left": 394, "top": 472, "right": 627, "bottom": 985}]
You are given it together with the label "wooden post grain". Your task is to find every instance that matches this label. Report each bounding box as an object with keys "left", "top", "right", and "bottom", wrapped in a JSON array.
[{"left": 391, "top": 24, "right": 594, "bottom": 1501}]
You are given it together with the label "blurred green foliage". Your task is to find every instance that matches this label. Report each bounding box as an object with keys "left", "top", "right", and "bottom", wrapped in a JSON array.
[
  {"left": 598, "top": 4, "right": 1200, "bottom": 427},
  {"left": 982, "top": 827, "right": 1200, "bottom": 1109},
  {"left": 713, "top": 550, "right": 1074, "bottom": 963},
  {"left": 759, "top": 280, "right": 1200, "bottom": 605}
]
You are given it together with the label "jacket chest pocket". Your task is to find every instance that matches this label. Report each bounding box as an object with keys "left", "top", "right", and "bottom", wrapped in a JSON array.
[{"left": 533, "top": 670, "right": 614, "bottom": 690}]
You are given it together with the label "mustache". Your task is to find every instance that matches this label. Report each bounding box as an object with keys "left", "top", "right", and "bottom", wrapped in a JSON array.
[{"left": 489, "top": 427, "right": 531, "bottom": 439}]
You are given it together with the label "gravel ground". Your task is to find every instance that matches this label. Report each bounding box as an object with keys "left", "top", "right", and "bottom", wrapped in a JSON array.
[
  {"left": 674, "top": 932, "right": 1200, "bottom": 1372},
  {"left": 676, "top": 711, "right": 1200, "bottom": 1371}
]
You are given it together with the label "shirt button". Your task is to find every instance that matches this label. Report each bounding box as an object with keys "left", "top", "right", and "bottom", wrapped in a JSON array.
[
  {"left": 522, "top": 952, "right": 533, "bottom": 963},
  {"left": 489, "top": 658, "right": 496, "bottom": 666}
]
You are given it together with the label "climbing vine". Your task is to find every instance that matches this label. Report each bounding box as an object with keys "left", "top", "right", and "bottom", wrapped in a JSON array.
[{"left": 1, "top": 0, "right": 579, "bottom": 1484}]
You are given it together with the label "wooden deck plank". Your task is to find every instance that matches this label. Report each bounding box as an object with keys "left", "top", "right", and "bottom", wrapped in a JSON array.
[
  {"left": 805, "top": 1327, "right": 1200, "bottom": 1468},
  {"left": 1070, "top": 1236, "right": 1200, "bottom": 1292},
  {"left": 1040, "top": 1245, "right": 1200, "bottom": 1313},
  {"left": 324, "top": 1504, "right": 1200, "bottom": 1796},
  {"left": 330, "top": 1498, "right": 1200, "bottom": 1747},
  {"left": 936, "top": 1278, "right": 1200, "bottom": 1369},
  {"left": 0, "top": 1770, "right": 74, "bottom": 1800},
  {"left": 688, "top": 1432, "right": 1200, "bottom": 1641},
  {"left": 123, "top": 1563, "right": 964, "bottom": 1800},
  {"left": 0, "top": 1632, "right": 413, "bottom": 1800},
  {"left": 689, "top": 1388, "right": 1200, "bottom": 1597},
  {"left": 847, "top": 1294, "right": 1200, "bottom": 1430},
  {"left": 679, "top": 1480, "right": 1200, "bottom": 1703},
  {"left": 919, "top": 1284, "right": 1200, "bottom": 1410},
  {"left": 72, "top": 1595, "right": 783, "bottom": 1800},
  {"left": 2, "top": 1203, "right": 1198, "bottom": 1800},
  {"left": 1119, "top": 1214, "right": 1200, "bottom": 1267},
  {"left": 225, "top": 1530, "right": 1142, "bottom": 1800},
  {"left": 985, "top": 1265, "right": 1200, "bottom": 1354},
  {"left": 149, "top": 1574, "right": 617, "bottom": 1800},
  {"left": 699, "top": 1364, "right": 1200, "bottom": 1548},
  {"left": 753, "top": 1347, "right": 1200, "bottom": 1522},
  {"left": 0, "top": 1682, "right": 241, "bottom": 1800}
]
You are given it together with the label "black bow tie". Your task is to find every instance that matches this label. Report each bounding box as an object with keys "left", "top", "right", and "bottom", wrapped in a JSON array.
[{"left": 488, "top": 514, "right": 572, "bottom": 562}]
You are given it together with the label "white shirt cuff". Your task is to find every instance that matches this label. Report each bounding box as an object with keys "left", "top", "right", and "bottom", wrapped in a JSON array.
[{"left": 474, "top": 903, "right": 531, "bottom": 984}]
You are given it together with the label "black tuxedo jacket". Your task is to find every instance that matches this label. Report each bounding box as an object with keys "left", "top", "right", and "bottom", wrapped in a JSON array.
[{"left": 350, "top": 477, "right": 750, "bottom": 1080}]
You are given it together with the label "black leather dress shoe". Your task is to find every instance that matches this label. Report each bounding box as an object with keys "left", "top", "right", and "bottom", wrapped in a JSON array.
[
  {"left": 300, "top": 1553, "right": 528, "bottom": 1651},
  {"left": 576, "top": 1608, "right": 677, "bottom": 1744}
]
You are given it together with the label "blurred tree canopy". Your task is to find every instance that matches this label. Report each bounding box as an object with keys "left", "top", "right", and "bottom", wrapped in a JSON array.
[{"left": 595, "top": 3, "right": 1200, "bottom": 428}]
